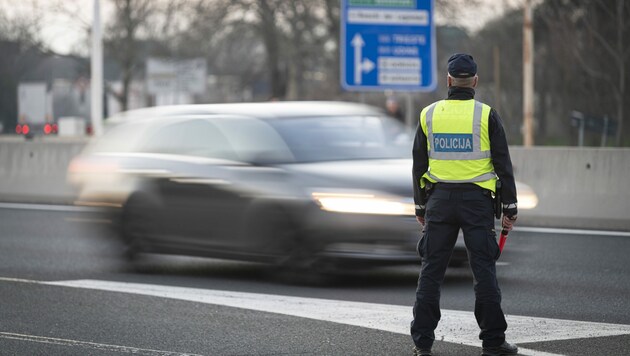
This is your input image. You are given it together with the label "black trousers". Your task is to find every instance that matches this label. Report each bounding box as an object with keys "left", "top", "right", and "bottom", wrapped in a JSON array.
[{"left": 411, "top": 185, "right": 507, "bottom": 348}]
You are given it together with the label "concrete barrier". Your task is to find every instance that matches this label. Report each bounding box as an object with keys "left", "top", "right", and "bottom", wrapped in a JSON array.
[
  {"left": 510, "top": 147, "right": 630, "bottom": 230},
  {"left": 0, "top": 136, "right": 89, "bottom": 204},
  {"left": 0, "top": 137, "right": 628, "bottom": 230}
]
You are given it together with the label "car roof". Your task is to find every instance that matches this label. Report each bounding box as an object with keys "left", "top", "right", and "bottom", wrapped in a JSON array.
[{"left": 106, "top": 101, "right": 386, "bottom": 124}]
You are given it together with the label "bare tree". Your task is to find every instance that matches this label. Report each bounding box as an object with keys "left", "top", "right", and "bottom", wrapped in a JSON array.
[
  {"left": 173, "top": 0, "right": 264, "bottom": 101},
  {"left": 225, "top": 0, "right": 336, "bottom": 100},
  {"left": 51, "top": 0, "right": 190, "bottom": 110},
  {"left": 223, "top": 0, "right": 287, "bottom": 99},
  {"left": 0, "top": 0, "right": 48, "bottom": 129},
  {"left": 256, "top": 0, "right": 286, "bottom": 99},
  {"left": 323, "top": 0, "right": 340, "bottom": 95},
  {"left": 539, "top": 0, "right": 629, "bottom": 146},
  {"left": 0, "top": 0, "right": 45, "bottom": 46},
  {"left": 104, "top": 0, "right": 156, "bottom": 111}
]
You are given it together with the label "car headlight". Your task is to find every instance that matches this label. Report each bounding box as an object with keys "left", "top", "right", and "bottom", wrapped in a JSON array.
[{"left": 311, "top": 191, "right": 415, "bottom": 216}]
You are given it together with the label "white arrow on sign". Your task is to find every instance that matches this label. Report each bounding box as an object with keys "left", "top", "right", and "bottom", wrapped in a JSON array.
[
  {"left": 351, "top": 33, "right": 365, "bottom": 84},
  {"left": 361, "top": 58, "right": 375, "bottom": 73},
  {"left": 351, "top": 33, "right": 375, "bottom": 85}
]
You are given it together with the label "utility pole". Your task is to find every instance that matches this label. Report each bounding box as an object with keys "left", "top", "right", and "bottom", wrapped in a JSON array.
[
  {"left": 493, "top": 45, "right": 501, "bottom": 114},
  {"left": 91, "top": 0, "right": 104, "bottom": 136},
  {"left": 522, "top": 0, "right": 534, "bottom": 146}
]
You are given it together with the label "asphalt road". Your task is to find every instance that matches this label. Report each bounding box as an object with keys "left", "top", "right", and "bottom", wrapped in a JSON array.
[{"left": 1, "top": 204, "right": 629, "bottom": 356}]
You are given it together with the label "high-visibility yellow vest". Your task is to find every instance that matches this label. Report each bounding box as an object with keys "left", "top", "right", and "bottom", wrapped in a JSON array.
[{"left": 419, "top": 99, "right": 497, "bottom": 192}]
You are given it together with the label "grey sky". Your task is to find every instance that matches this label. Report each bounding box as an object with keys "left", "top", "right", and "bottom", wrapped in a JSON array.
[{"left": 2, "top": 0, "right": 527, "bottom": 55}]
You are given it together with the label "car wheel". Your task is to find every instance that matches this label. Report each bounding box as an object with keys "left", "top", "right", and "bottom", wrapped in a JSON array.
[
  {"left": 254, "top": 206, "right": 340, "bottom": 284},
  {"left": 247, "top": 206, "right": 312, "bottom": 263},
  {"left": 121, "top": 193, "right": 155, "bottom": 260}
]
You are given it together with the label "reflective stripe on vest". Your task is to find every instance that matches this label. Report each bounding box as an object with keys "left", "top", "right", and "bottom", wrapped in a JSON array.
[
  {"left": 425, "top": 100, "right": 491, "bottom": 160},
  {"left": 426, "top": 171, "right": 496, "bottom": 183}
]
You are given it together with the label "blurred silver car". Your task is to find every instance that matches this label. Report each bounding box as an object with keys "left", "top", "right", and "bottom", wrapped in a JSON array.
[{"left": 68, "top": 101, "right": 537, "bottom": 271}]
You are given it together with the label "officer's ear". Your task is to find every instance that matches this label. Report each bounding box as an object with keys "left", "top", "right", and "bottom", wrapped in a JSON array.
[
  {"left": 472, "top": 75, "right": 479, "bottom": 88},
  {"left": 447, "top": 75, "right": 452, "bottom": 88}
]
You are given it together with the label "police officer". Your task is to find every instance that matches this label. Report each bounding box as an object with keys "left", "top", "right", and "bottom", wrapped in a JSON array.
[
  {"left": 386, "top": 97, "right": 405, "bottom": 124},
  {"left": 410, "top": 53, "right": 519, "bottom": 356}
]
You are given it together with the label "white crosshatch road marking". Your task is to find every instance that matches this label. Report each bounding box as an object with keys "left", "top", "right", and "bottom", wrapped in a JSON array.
[
  {"left": 27, "top": 279, "right": 630, "bottom": 356},
  {"left": 0, "top": 332, "right": 201, "bottom": 356}
]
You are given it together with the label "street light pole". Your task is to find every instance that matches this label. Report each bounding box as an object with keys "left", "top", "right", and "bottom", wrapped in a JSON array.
[
  {"left": 91, "top": 0, "right": 104, "bottom": 136},
  {"left": 523, "top": 0, "right": 534, "bottom": 147}
]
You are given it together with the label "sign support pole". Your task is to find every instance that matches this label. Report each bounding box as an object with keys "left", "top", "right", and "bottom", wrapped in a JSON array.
[
  {"left": 523, "top": 0, "right": 534, "bottom": 146},
  {"left": 91, "top": 0, "right": 104, "bottom": 136}
]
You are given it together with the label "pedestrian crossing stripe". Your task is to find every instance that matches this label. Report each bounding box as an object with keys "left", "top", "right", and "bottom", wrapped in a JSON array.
[{"left": 34, "top": 279, "right": 630, "bottom": 356}]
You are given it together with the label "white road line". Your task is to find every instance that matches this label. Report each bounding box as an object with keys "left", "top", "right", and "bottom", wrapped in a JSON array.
[
  {"left": 0, "top": 276, "right": 42, "bottom": 284},
  {"left": 2, "top": 202, "right": 629, "bottom": 238},
  {"left": 4, "top": 277, "right": 630, "bottom": 355},
  {"left": 37, "top": 279, "right": 630, "bottom": 356},
  {"left": 517, "top": 349, "right": 565, "bottom": 356},
  {"left": 514, "top": 226, "right": 630, "bottom": 237},
  {"left": 0, "top": 332, "right": 202, "bottom": 356},
  {"left": 0, "top": 202, "right": 102, "bottom": 213}
]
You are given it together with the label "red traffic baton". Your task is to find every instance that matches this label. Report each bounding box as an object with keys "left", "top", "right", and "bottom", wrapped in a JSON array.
[
  {"left": 498, "top": 216, "right": 517, "bottom": 253},
  {"left": 498, "top": 229, "right": 509, "bottom": 252}
]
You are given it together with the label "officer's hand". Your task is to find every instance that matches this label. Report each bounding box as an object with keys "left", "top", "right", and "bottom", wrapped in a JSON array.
[
  {"left": 502, "top": 215, "right": 517, "bottom": 232},
  {"left": 416, "top": 204, "right": 426, "bottom": 226}
]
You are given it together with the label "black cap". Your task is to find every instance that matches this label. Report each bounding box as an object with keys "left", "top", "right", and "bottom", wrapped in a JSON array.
[{"left": 447, "top": 53, "right": 477, "bottom": 78}]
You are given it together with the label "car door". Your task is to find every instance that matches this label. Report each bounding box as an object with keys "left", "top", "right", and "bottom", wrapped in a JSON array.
[{"left": 138, "top": 118, "right": 250, "bottom": 252}]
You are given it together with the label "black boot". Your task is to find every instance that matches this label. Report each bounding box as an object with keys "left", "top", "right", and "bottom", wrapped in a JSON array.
[
  {"left": 412, "top": 346, "right": 432, "bottom": 356},
  {"left": 481, "top": 341, "right": 518, "bottom": 356}
]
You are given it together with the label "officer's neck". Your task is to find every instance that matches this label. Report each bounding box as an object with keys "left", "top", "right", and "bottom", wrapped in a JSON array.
[{"left": 447, "top": 86, "right": 475, "bottom": 100}]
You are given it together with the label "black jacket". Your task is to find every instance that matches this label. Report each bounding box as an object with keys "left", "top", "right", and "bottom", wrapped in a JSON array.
[{"left": 412, "top": 87, "right": 517, "bottom": 215}]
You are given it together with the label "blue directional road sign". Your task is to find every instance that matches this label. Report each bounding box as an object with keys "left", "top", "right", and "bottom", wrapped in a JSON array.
[{"left": 341, "top": 0, "right": 436, "bottom": 92}]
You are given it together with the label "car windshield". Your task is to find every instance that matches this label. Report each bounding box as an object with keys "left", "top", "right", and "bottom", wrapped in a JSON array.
[
  {"left": 83, "top": 120, "right": 152, "bottom": 154},
  {"left": 267, "top": 116, "right": 412, "bottom": 163},
  {"left": 83, "top": 114, "right": 413, "bottom": 164}
]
